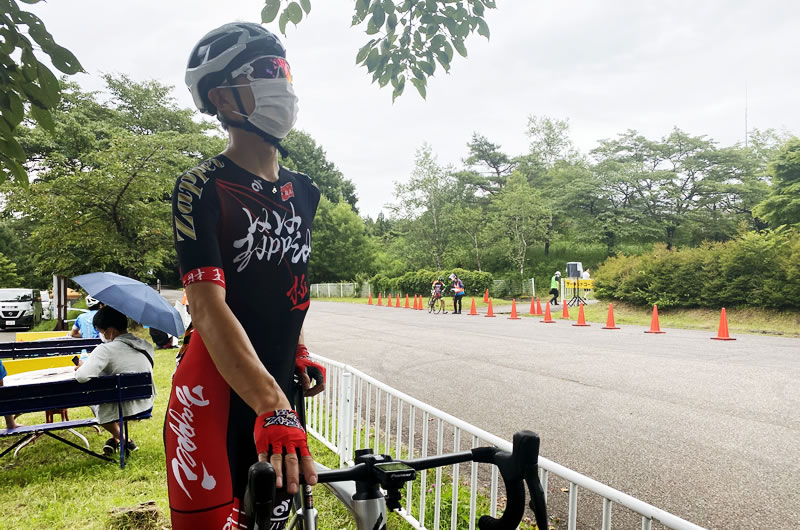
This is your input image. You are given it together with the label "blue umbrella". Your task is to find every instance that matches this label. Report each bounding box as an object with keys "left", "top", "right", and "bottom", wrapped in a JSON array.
[{"left": 72, "top": 272, "right": 185, "bottom": 337}]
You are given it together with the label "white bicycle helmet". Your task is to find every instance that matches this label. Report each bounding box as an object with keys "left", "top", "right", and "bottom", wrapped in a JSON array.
[
  {"left": 85, "top": 295, "right": 100, "bottom": 308},
  {"left": 186, "top": 22, "right": 286, "bottom": 115}
]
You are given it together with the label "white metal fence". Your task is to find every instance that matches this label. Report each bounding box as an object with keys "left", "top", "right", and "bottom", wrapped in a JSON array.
[
  {"left": 306, "top": 353, "right": 705, "bottom": 530},
  {"left": 310, "top": 282, "right": 370, "bottom": 298}
]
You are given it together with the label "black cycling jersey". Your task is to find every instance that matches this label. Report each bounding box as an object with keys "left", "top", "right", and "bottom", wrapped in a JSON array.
[{"left": 171, "top": 154, "right": 320, "bottom": 397}]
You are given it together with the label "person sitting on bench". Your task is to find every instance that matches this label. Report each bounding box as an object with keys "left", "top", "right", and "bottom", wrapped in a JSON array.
[
  {"left": 1, "top": 359, "right": 22, "bottom": 430},
  {"left": 74, "top": 306, "right": 156, "bottom": 456}
]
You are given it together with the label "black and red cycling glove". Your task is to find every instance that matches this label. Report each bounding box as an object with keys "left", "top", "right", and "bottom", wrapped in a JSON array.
[
  {"left": 254, "top": 409, "right": 311, "bottom": 457},
  {"left": 295, "top": 344, "right": 325, "bottom": 387}
]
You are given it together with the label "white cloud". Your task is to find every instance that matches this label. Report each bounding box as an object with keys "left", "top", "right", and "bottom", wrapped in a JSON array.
[{"left": 27, "top": 0, "right": 800, "bottom": 217}]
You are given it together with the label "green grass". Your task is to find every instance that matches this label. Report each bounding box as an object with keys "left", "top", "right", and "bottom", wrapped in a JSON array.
[{"left": 1, "top": 336, "right": 531, "bottom": 529}]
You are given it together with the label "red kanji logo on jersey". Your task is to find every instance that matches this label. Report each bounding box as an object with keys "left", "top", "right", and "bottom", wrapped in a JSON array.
[{"left": 280, "top": 182, "right": 294, "bottom": 202}]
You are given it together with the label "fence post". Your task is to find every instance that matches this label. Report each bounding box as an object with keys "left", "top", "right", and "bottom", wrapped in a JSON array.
[
  {"left": 338, "top": 371, "right": 354, "bottom": 466},
  {"left": 340, "top": 283, "right": 343, "bottom": 297}
]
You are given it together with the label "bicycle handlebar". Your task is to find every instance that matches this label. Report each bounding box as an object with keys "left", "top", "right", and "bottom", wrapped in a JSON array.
[{"left": 245, "top": 430, "right": 548, "bottom": 530}]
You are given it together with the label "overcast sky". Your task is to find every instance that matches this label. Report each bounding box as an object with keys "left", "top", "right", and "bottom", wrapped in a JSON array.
[{"left": 27, "top": 0, "right": 800, "bottom": 217}]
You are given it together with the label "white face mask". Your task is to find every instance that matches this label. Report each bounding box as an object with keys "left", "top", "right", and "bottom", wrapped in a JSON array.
[
  {"left": 99, "top": 332, "right": 110, "bottom": 343},
  {"left": 230, "top": 79, "right": 299, "bottom": 140}
]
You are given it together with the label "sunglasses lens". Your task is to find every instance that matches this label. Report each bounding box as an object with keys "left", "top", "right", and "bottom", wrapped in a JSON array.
[{"left": 248, "top": 56, "right": 292, "bottom": 82}]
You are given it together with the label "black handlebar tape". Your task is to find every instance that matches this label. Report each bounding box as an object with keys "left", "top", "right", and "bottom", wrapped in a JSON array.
[
  {"left": 515, "top": 431, "right": 549, "bottom": 530},
  {"left": 474, "top": 431, "right": 545, "bottom": 530},
  {"left": 245, "top": 462, "right": 276, "bottom": 530}
]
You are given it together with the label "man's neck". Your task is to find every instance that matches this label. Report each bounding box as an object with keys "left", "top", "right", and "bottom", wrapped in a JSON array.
[{"left": 223, "top": 129, "right": 280, "bottom": 182}]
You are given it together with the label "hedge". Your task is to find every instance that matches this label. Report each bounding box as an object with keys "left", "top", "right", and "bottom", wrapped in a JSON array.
[
  {"left": 370, "top": 269, "right": 493, "bottom": 297},
  {"left": 593, "top": 230, "right": 800, "bottom": 309}
]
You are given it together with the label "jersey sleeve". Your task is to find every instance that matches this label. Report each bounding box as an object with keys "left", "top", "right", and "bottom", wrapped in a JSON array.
[{"left": 172, "top": 167, "right": 226, "bottom": 289}]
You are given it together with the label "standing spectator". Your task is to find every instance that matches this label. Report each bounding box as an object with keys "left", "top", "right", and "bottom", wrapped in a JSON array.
[
  {"left": 549, "top": 271, "right": 561, "bottom": 305},
  {"left": 449, "top": 273, "right": 465, "bottom": 314},
  {"left": 70, "top": 296, "right": 103, "bottom": 339},
  {"left": 581, "top": 268, "right": 591, "bottom": 279}
]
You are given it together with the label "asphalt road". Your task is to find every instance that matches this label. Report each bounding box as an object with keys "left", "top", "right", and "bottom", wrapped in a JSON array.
[{"left": 303, "top": 301, "right": 800, "bottom": 530}]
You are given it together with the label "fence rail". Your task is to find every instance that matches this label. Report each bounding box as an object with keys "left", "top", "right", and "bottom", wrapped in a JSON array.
[{"left": 306, "top": 353, "right": 705, "bottom": 530}]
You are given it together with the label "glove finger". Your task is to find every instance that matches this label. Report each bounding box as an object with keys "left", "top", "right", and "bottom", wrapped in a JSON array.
[
  {"left": 298, "top": 444, "right": 311, "bottom": 458},
  {"left": 307, "top": 366, "right": 323, "bottom": 386}
]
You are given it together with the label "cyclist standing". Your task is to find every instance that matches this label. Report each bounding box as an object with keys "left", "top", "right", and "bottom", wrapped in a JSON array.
[
  {"left": 431, "top": 276, "right": 447, "bottom": 313},
  {"left": 165, "top": 22, "right": 324, "bottom": 530}
]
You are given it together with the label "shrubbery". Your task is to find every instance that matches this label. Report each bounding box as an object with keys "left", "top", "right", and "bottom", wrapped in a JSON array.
[
  {"left": 593, "top": 230, "right": 800, "bottom": 309},
  {"left": 370, "top": 268, "right": 493, "bottom": 297}
]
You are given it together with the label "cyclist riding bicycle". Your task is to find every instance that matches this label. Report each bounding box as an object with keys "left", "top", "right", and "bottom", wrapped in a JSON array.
[
  {"left": 165, "top": 22, "right": 325, "bottom": 530},
  {"left": 431, "top": 277, "right": 447, "bottom": 314}
]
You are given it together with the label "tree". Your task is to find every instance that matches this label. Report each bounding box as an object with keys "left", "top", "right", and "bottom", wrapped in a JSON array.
[
  {"left": 486, "top": 173, "right": 551, "bottom": 278},
  {"left": 281, "top": 129, "right": 358, "bottom": 210},
  {"left": 3, "top": 76, "right": 225, "bottom": 281},
  {"left": 262, "top": 0, "right": 497, "bottom": 100},
  {"left": 0, "top": 0, "right": 84, "bottom": 183},
  {"left": 0, "top": 251, "right": 20, "bottom": 287},
  {"left": 463, "top": 133, "right": 516, "bottom": 193},
  {"left": 754, "top": 138, "right": 800, "bottom": 228},
  {"left": 308, "top": 197, "right": 375, "bottom": 281},
  {"left": 391, "top": 145, "right": 457, "bottom": 270}
]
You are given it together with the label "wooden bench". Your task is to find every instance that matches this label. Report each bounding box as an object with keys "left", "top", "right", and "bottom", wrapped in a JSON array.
[{"left": 0, "top": 372, "right": 153, "bottom": 468}]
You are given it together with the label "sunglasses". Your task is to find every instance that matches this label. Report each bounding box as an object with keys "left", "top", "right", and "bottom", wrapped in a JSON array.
[{"left": 229, "top": 55, "right": 293, "bottom": 83}]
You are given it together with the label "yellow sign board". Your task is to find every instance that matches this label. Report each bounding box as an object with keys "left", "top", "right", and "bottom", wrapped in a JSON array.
[
  {"left": 16, "top": 331, "right": 72, "bottom": 342},
  {"left": 564, "top": 279, "right": 594, "bottom": 289}
]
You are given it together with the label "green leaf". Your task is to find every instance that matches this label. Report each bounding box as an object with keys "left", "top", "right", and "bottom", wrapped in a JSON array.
[
  {"left": 452, "top": 38, "right": 467, "bottom": 57},
  {"left": 29, "top": 104, "right": 54, "bottom": 132},
  {"left": 378, "top": 68, "right": 391, "bottom": 88},
  {"left": 476, "top": 17, "right": 490, "bottom": 39},
  {"left": 0, "top": 135, "right": 26, "bottom": 161},
  {"left": 300, "top": 0, "right": 312, "bottom": 14},
  {"left": 371, "top": 3, "right": 385, "bottom": 28},
  {"left": 365, "top": 48, "right": 380, "bottom": 72},
  {"left": 279, "top": 10, "right": 289, "bottom": 34},
  {"left": 2, "top": 90, "right": 24, "bottom": 127},
  {"left": 386, "top": 13, "right": 398, "bottom": 31},
  {"left": 36, "top": 61, "right": 60, "bottom": 108},
  {"left": 419, "top": 60, "right": 435, "bottom": 76},
  {"left": 0, "top": 153, "right": 27, "bottom": 186},
  {"left": 286, "top": 2, "right": 303, "bottom": 25},
  {"left": 17, "top": 0, "right": 44, "bottom": 4},
  {"left": 382, "top": 0, "right": 395, "bottom": 15},
  {"left": 45, "top": 43, "right": 83, "bottom": 75},
  {"left": 366, "top": 17, "right": 380, "bottom": 35},
  {"left": 261, "top": 0, "right": 281, "bottom": 23},
  {"left": 355, "top": 41, "right": 374, "bottom": 64},
  {"left": 411, "top": 77, "right": 426, "bottom": 99},
  {"left": 355, "top": 0, "right": 371, "bottom": 19}
]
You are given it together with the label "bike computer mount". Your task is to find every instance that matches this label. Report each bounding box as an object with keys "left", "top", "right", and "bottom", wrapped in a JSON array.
[{"left": 354, "top": 449, "right": 417, "bottom": 510}]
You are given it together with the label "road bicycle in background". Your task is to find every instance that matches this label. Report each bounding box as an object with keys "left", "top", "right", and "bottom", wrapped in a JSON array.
[
  {"left": 428, "top": 291, "right": 445, "bottom": 314},
  {"left": 244, "top": 385, "right": 548, "bottom": 530}
]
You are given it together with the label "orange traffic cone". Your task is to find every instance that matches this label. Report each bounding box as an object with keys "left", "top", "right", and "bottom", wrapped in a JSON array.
[
  {"left": 181, "top": 291, "right": 188, "bottom": 305},
  {"left": 644, "top": 304, "right": 665, "bottom": 334},
  {"left": 395, "top": 293, "right": 401, "bottom": 307},
  {"left": 414, "top": 295, "right": 419, "bottom": 310},
  {"left": 535, "top": 297, "right": 543, "bottom": 316},
  {"left": 368, "top": 292, "right": 373, "bottom": 305},
  {"left": 509, "top": 299, "right": 520, "bottom": 320},
  {"left": 541, "top": 302, "right": 556, "bottom": 323},
  {"left": 377, "top": 293, "right": 382, "bottom": 306},
  {"left": 483, "top": 289, "right": 489, "bottom": 303},
  {"left": 561, "top": 301, "right": 570, "bottom": 319},
  {"left": 529, "top": 298, "right": 536, "bottom": 316},
  {"left": 419, "top": 295, "right": 425, "bottom": 311},
  {"left": 387, "top": 294, "right": 392, "bottom": 307},
  {"left": 572, "top": 302, "right": 590, "bottom": 327},
  {"left": 468, "top": 298, "right": 478, "bottom": 315},
  {"left": 404, "top": 294, "right": 410, "bottom": 309},
  {"left": 485, "top": 298, "right": 496, "bottom": 317},
  {"left": 602, "top": 303, "right": 620, "bottom": 329},
  {"left": 711, "top": 308, "right": 735, "bottom": 341}
]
